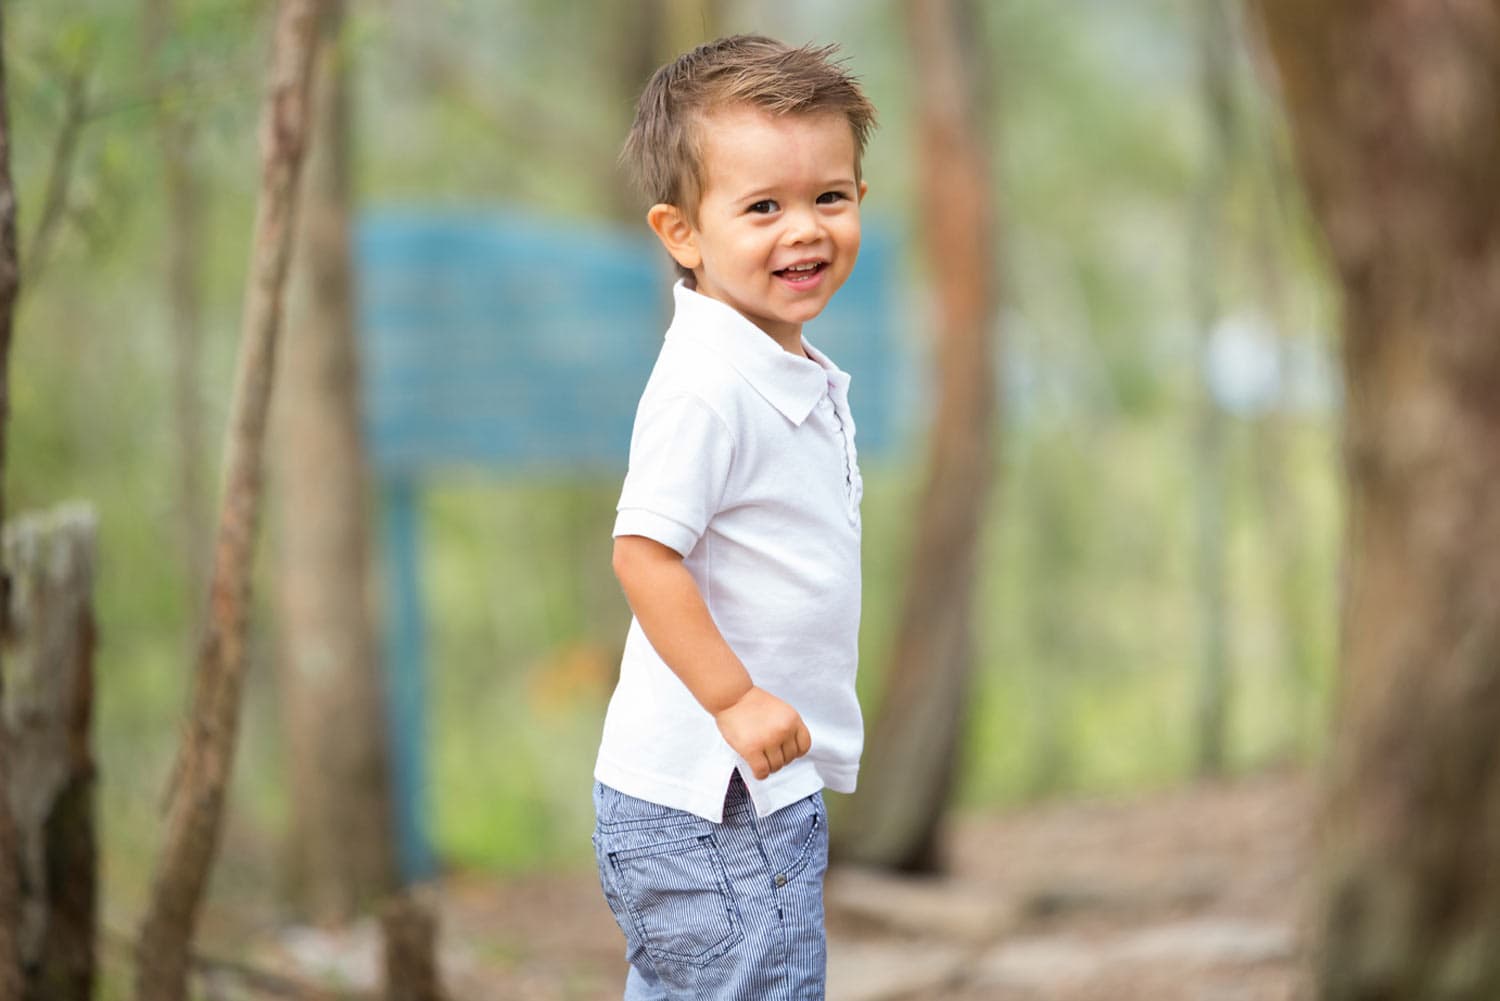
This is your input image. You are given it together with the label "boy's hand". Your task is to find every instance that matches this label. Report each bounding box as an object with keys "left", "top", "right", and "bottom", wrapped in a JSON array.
[{"left": 714, "top": 686, "right": 812, "bottom": 780}]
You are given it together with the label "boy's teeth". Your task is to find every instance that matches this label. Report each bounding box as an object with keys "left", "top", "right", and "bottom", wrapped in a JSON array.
[{"left": 784, "top": 263, "right": 819, "bottom": 272}]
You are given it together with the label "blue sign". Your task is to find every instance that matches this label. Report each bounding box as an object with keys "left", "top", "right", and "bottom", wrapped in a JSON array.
[{"left": 356, "top": 208, "right": 898, "bottom": 474}]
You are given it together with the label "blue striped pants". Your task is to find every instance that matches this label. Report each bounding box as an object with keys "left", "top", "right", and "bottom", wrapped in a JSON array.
[{"left": 592, "top": 773, "right": 829, "bottom": 1000}]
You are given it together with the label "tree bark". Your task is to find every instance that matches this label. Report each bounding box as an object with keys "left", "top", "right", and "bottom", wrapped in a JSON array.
[
  {"left": 1250, "top": 1, "right": 1500, "bottom": 996},
  {"left": 3, "top": 507, "right": 98, "bottom": 1001},
  {"left": 273, "top": 0, "right": 398, "bottom": 925},
  {"left": 143, "top": 0, "right": 212, "bottom": 624},
  {"left": 134, "top": 3, "right": 323, "bottom": 999},
  {"left": 833, "top": 0, "right": 999, "bottom": 873},
  {"left": 0, "top": 1, "right": 25, "bottom": 993}
]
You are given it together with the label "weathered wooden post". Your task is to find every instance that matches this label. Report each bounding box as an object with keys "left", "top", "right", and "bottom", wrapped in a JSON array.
[
  {"left": 381, "top": 890, "right": 444, "bottom": 1001},
  {"left": 2, "top": 503, "right": 98, "bottom": 1001}
]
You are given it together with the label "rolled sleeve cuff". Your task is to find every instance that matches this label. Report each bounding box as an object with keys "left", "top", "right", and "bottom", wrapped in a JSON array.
[{"left": 613, "top": 508, "right": 700, "bottom": 557}]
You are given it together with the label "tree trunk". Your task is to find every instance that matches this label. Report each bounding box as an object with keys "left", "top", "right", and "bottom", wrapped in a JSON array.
[
  {"left": 1243, "top": 98, "right": 1325, "bottom": 754},
  {"left": 143, "top": 0, "right": 212, "bottom": 625},
  {"left": 273, "top": 0, "right": 398, "bottom": 925},
  {"left": 3, "top": 507, "right": 98, "bottom": 1001},
  {"left": 20, "top": 66, "right": 87, "bottom": 290},
  {"left": 0, "top": 1, "right": 25, "bottom": 992},
  {"left": 134, "top": 3, "right": 322, "bottom": 999},
  {"left": 662, "top": 0, "right": 725, "bottom": 60},
  {"left": 833, "top": 0, "right": 999, "bottom": 873},
  {"left": 605, "top": 2, "right": 665, "bottom": 221},
  {"left": 1190, "top": 0, "right": 1236, "bottom": 776},
  {"left": 1250, "top": 2, "right": 1500, "bottom": 996}
]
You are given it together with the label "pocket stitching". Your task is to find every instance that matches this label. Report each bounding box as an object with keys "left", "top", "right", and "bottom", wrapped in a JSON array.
[
  {"left": 776, "top": 798, "right": 825, "bottom": 884},
  {"left": 609, "top": 834, "right": 744, "bottom": 968}
]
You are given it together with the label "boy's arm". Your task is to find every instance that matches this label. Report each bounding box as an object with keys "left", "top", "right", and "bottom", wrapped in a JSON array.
[{"left": 612, "top": 534, "right": 811, "bottom": 780}]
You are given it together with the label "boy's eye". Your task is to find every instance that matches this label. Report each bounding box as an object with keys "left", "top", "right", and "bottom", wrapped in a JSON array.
[
  {"left": 748, "top": 200, "right": 778, "bottom": 214},
  {"left": 817, "top": 191, "right": 849, "bottom": 204}
]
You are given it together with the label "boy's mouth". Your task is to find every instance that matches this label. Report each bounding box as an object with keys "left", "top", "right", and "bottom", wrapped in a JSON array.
[{"left": 773, "top": 261, "right": 828, "bottom": 284}]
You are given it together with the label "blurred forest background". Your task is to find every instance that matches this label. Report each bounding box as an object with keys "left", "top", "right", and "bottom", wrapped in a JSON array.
[{"left": 5, "top": 0, "right": 1356, "bottom": 996}]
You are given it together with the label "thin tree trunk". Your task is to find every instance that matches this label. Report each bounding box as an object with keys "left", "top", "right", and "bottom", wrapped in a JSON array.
[
  {"left": 0, "top": 0, "right": 25, "bottom": 992},
  {"left": 134, "top": 3, "right": 323, "bottom": 999},
  {"left": 143, "top": 0, "right": 212, "bottom": 623},
  {"left": 274, "top": 0, "right": 397, "bottom": 924},
  {"left": 21, "top": 66, "right": 87, "bottom": 289},
  {"left": 1190, "top": 0, "right": 1237, "bottom": 776},
  {"left": 1250, "top": 2, "right": 1500, "bottom": 996},
  {"left": 604, "top": 0, "right": 723, "bottom": 220},
  {"left": 1243, "top": 101, "right": 1325, "bottom": 754},
  {"left": 1022, "top": 440, "right": 1083, "bottom": 797},
  {"left": 606, "top": 1, "right": 665, "bottom": 221},
  {"left": 662, "top": 0, "right": 725, "bottom": 60},
  {"left": 834, "top": 0, "right": 999, "bottom": 873}
]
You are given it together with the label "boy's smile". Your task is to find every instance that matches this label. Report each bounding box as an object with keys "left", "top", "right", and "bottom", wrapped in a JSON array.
[{"left": 650, "top": 105, "right": 867, "bottom": 354}]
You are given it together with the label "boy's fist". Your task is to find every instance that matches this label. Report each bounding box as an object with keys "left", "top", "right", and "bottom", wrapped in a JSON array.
[{"left": 713, "top": 686, "right": 812, "bottom": 780}]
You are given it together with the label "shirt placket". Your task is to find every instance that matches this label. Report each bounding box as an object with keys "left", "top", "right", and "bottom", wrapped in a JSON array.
[{"left": 823, "top": 381, "right": 861, "bottom": 525}]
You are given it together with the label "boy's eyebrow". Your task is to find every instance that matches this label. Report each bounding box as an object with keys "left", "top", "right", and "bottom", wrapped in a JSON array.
[{"left": 729, "top": 177, "right": 860, "bottom": 201}]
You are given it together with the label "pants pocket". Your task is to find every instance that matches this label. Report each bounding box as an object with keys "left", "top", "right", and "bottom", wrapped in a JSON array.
[
  {"left": 769, "top": 792, "right": 827, "bottom": 886},
  {"left": 606, "top": 833, "right": 744, "bottom": 969}
]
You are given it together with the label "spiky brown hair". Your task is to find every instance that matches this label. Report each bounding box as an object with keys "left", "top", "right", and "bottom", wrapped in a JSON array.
[{"left": 620, "top": 34, "right": 877, "bottom": 223}]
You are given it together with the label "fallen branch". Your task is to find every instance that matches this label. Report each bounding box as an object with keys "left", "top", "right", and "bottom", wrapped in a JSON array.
[{"left": 105, "top": 929, "right": 376, "bottom": 1001}]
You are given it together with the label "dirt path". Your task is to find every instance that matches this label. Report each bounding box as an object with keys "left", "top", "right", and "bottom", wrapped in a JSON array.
[{"left": 263, "top": 769, "right": 1313, "bottom": 1000}]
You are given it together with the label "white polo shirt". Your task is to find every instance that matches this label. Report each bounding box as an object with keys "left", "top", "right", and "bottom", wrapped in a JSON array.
[{"left": 595, "top": 281, "right": 864, "bottom": 822}]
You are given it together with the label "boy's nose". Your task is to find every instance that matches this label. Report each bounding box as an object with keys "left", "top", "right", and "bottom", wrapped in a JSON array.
[{"left": 782, "top": 206, "right": 824, "bottom": 244}]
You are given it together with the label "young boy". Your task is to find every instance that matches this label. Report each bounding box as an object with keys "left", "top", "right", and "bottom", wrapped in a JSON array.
[{"left": 592, "top": 34, "right": 876, "bottom": 1001}]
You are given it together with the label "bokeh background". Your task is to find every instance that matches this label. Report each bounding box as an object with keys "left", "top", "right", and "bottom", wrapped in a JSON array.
[{"left": 8, "top": 0, "right": 1354, "bottom": 997}]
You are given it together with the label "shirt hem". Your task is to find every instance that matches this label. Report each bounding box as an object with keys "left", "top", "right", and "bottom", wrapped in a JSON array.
[
  {"left": 595, "top": 754, "right": 860, "bottom": 823},
  {"left": 594, "top": 756, "right": 738, "bottom": 823}
]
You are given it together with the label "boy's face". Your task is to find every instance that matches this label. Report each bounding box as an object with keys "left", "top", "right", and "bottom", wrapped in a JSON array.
[{"left": 649, "top": 105, "right": 867, "bottom": 353}]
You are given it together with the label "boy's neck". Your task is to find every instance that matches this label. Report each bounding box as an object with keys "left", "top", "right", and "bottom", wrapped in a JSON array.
[{"left": 683, "top": 277, "right": 809, "bottom": 358}]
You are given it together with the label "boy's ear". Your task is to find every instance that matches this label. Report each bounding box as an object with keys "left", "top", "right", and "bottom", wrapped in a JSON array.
[
  {"left": 858, "top": 180, "right": 869, "bottom": 203},
  {"left": 647, "top": 203, "right": 701, "bottom": 271}
]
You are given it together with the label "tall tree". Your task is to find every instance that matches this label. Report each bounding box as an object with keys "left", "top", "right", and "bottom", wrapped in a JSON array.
[
  {"left": 143, "top": 0, "right": 212, "bottom": 620},
  {"left": 834, "top": 0, "right": 1000, "bottom": 872},
  {"left": 1241, "top": 36, "right": 1326, "bottom": 756},
  {"left": 1250, "top": 2, "right": 1500, "bottom": 996},
  {"left": 272, "top": 0, "right": 397, "bottom": 924},
  {"left": 605, "top": 0, "right": 726, "bottom": 219},
  {"left": 1190, "top": 0, "right": 1236, "bottom": 775},
  {"left": 661, "top": 0, "right": 726, "bottom": 59},
  {"left": 134, "top": 2, "right": 322, "bottom": 998},
  {"left": 0, "top": 0, "right": 25, "bottom": 994}
]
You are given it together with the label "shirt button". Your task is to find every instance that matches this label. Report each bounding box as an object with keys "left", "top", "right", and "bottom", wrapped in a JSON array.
[{"left": 774, "top": 873, "right": 788, "bottom": 888}]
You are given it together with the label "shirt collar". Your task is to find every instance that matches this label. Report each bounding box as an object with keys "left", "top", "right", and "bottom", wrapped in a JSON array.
[{"left": 666, "top": 281, "right": 848, "bottom": 426}]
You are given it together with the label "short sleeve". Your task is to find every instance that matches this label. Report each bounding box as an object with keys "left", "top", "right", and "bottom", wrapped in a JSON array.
[{"left": 613, "top": 394, "right": 735, "bottom": 557}]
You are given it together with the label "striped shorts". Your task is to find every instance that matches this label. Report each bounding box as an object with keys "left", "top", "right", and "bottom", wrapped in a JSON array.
[{"left": 592, "top": 772, "right": 829, "bottom": 1000}]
